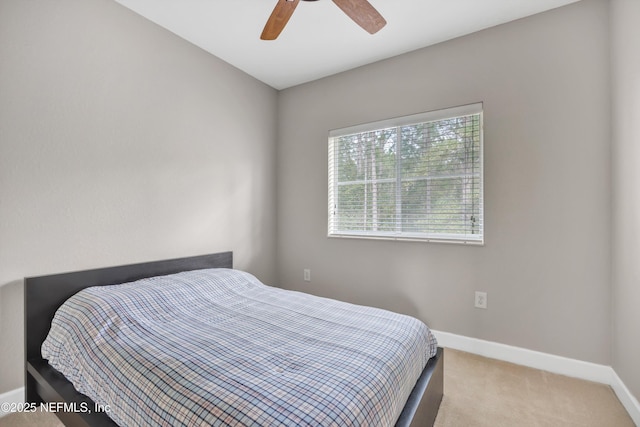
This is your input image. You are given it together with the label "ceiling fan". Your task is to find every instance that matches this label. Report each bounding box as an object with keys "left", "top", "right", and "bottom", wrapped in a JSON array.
[{"left": 261, "top": 0, "right": 387, "bottom": 40}]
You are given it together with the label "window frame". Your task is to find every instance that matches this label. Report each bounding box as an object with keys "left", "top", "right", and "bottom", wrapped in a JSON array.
[{"left": 328, "top": 103, "right": 484, "bottom": 245}]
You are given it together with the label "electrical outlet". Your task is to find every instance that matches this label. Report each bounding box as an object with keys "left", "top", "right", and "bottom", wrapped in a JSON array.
[
  {"left": 303, "top": 269, "right": 311, "bottom": 282},
  {"left": 475, "top": 291, "right": 487, "bottom": 309}
]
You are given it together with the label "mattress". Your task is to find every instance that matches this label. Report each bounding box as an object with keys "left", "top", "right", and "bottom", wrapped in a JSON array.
[{"left": 42, "top": 268, "right": 438, "bottom": 427}]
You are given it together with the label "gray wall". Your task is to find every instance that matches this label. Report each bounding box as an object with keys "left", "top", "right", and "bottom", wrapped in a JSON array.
[
  {"left": 611, "top": 0, "right": 640, "bottom": 402},
  {"left": 277, "top": 0, "right": 611, "bottom": 365},
  {"left": 0, "top": 0, "right": 278, "bottom": 392}
]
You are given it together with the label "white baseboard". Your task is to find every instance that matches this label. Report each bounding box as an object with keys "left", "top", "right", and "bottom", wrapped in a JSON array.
[
  {"left": 0, "top": 387, "right": 25, "bottom": 418},
  {"left": 432, "top": 330, "right": 613, "bottom": 383},
  {"left": 611, "top": 369, "right": 640, "bottom": 426},
  {"left": 432, "top": 330, "right": 640, "bottom": 426}
]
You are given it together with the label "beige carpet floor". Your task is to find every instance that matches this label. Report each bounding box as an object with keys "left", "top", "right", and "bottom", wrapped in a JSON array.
[
  {"left": 434, "top": 349, "right": 634, "bottom": 427},
  {"left": 1, "top": 349, "right": 634, "bottom": 427}
]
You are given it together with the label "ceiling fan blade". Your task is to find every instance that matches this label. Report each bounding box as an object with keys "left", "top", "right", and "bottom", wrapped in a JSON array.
[
  {"left": 332, "top": 0, "right": 386, "bottom": 34},
  {"left": 261, "top": 0, "right": 300, "bottom": 40}
]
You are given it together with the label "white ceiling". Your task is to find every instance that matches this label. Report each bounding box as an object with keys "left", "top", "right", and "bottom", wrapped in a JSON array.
[{"left": 113, "top": 0, "right": 581, "bottom": 90}]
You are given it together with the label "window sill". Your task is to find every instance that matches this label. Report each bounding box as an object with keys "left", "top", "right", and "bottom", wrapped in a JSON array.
[{"left": 328, "top": 232, "right": 484, "bottom": 246}]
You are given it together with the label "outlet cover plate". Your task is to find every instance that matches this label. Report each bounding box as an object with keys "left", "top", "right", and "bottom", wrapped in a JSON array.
[{"left": 475, "top": 291, "right": 487, "bottom": 309}]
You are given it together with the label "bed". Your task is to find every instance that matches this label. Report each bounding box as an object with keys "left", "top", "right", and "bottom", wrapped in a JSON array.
[{"left": 25, "top": 252, "right": 443, "bottom": 426}]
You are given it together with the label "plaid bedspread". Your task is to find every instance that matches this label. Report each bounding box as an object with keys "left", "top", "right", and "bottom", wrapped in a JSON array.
[{"left": 42, "top": 268, "right": 438, "bottom": 427}]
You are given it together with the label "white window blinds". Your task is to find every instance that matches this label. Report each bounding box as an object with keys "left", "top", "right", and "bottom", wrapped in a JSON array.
[{"left": 328, "top": 103, "right": 483, "bottom": 244}]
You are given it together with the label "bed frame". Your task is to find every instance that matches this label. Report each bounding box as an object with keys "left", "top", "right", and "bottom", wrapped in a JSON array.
[{"left": 24, "top": 251, "right": 443, "bottom": 427}]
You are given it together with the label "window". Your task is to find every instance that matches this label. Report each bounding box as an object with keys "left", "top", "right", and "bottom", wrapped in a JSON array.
[{"left": 328, "top": 103, "right": 483, "bottom": 244}]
